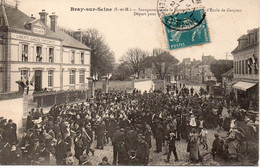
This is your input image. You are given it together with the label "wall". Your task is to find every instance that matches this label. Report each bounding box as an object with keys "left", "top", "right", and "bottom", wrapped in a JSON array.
[
  {"left": 109, "top": 80, "right": 133, "bottom": 92},
  {"left": 0, "top": 97, "right": 24, "bottom": 132},
  {"left": 134, "top": 79, "right": 154, "bottom": 93}
]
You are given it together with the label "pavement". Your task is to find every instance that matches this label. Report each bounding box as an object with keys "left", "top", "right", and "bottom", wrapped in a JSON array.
[
  {"left": 47, "top": 128, "right": 227, "bottom": 166},
  {"left": 25, "top": 80, "right": 257, "bottom": 166}
]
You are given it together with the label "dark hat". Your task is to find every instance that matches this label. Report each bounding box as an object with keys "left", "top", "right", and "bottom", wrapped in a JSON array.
[
  {"left": 102, "top": 157, "right": 108, "bottom": 162},
  {"left": 80, "top": 154, "right": 89, "bottom": 162}
]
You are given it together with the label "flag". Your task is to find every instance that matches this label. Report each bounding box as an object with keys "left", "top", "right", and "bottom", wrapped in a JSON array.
[
  {"left": 22, "top": 76, "right": 27, "bottom": 86},
  {"left": 16, "top": 81, "right": 25, "bottom": 88},
  {"left": 30, "top": 72, "right": 35, "bottom": 86}
]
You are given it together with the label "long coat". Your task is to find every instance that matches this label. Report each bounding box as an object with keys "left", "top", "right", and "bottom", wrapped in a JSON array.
[
  {"left": 136, "top": 140, "right": 149, "bottom": 165},
  {"left": 189, "top": 134, "right": 199, "bottom": 161}
]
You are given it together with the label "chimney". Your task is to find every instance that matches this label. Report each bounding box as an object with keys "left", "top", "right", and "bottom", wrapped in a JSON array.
[
  {"left": 49, "top": 12, "right": 58, "bottom": 32},
  {"left": 15, "top": 0, "right": 20, "bottom": 9},
  {"left": 39, "top": 9, "right": 48, "bottom": 25},
  {"left": 73, "top": 29, "right": 83, "bottom": 42},
  {"left": 30, "top": 14, "right": 36, "bottom": 20}
]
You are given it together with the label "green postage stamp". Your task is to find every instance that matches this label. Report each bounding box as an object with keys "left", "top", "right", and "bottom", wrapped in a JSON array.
[{"left": 163, "top": 9, "right": 210, "bottom": 50}]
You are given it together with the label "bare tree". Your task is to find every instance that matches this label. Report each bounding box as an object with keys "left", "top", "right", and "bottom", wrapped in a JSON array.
[
  {"left": 120, "top": 48, "right": 148, "bottom": 78},
  {"left": 60, "top": 27, "right": 115, "bottom": 79},
  {"left": 82, "top": 29, "right": 115, "bottom": 79},
  {"left": 151, "top": 50, "right": 179, "bottom": 80}
]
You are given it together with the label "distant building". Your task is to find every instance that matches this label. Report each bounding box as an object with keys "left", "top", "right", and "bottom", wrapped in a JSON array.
[
  {"left": 221, "top": 69, "right": 233, "bottom": 94},
  {"left": 0, "top": 3, "right": 91, "bottom": 93},
  {"left": 139, "top": 52, "right": 179, "bottom": 82},
  {"left": 231, "top": 28, "right": 259, "bottom": 110},
  {"left": 180, "top": 54, "right": 217, "bottom": 84}
]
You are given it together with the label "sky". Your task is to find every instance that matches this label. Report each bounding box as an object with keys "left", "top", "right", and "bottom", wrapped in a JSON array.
[{"left": 7, "top": 0, "right": 260, "bottom": 62}]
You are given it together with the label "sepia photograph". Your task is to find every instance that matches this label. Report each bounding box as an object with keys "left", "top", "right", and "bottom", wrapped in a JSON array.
[{"left": 0, "top": 0, "right": 259, "bottom": 166}]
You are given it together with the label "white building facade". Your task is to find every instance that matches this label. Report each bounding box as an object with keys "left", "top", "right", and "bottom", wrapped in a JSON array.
[{"left": 0, "top": 4, "right": 91, "bottom": 93}]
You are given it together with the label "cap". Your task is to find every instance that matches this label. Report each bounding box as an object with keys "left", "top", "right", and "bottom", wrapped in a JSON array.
[{"left": 80, "top": 154, "right": 89, "bottom": 162}]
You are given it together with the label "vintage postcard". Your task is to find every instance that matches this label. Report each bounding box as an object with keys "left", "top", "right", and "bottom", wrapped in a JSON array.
[{"left": 0, "top": 0, "right": 259, "bottom": 166}]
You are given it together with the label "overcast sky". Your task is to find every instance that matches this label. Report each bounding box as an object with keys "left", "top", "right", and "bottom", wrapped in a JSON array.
[{"left": 7, "top": 0, "right": 259, "bottom": 62}]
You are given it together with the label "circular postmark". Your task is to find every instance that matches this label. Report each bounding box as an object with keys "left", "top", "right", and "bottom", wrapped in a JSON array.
[{"left": 157, "top": 0, "right": 206, "bottom": 31}]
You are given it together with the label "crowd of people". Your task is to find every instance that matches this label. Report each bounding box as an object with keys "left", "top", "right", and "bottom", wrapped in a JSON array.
[{"left": 0, "top": 83, "right": 258, "bottom": 165}]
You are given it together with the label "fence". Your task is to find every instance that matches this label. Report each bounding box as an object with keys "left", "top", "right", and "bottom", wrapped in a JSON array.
[{"left": 33, "top": 90, "right": 90, "bottom": 107}]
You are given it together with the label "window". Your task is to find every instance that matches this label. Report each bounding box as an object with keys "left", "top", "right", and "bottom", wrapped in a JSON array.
[
  {"left": 242, "top": 60, "right": 244, "bottom": 74},
  {"left": 36, "top": 46, "right": 42, "bottom": 62},
  {"left": 79, "top": 70, "right": 85, "bottom": 83},
  {"left": 234, "top": 62, "right": 236, "bottom": 74},
  {"left": 48, "top": 70, "right": 54, "bottom": 87},
  {"left": 238, "top": 61, "right": 241, "bottom": 74},
  {"left": 21, "top": 70, "right": 28, "bottom": 80},
  {"left": 22, "top": 44, "right": 28, "bottom": 62},
  {"left": 245, "top": 60, "right": 248, "bottom": 74},
  {"left": 49, "top": 48, "right": 54, "bottom": 63},
  {"left": 71, "top": 51, "right": 75, "bottom": 64},
  {"left": 81, "top": 53, "right": 84, "bottom": 65},
  {"left": 69, "top": 70, "right": 75, "bottom": 84},
  {"left": 208, "top": 76, "right": 211, "bottom": 80}
]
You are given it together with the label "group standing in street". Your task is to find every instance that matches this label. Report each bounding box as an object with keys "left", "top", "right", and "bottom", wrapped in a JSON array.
[{"left": 0, "top": 83, "right": 258, "bottom": 165}]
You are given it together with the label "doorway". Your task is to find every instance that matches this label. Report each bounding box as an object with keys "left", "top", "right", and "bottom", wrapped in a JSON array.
[{"left": 34, "top": 70, "right": 42, "bottom": 91}]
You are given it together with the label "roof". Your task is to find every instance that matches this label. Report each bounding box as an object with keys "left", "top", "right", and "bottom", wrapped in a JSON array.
[
  {"left": 232, "top": 27, "right": 259, "bottom": 54},
  {"left": 233, "top": 81, "right": 257, "bottom": 91},
  {"left": 221, "top": 68, "right": 233, "bottom": 77},
  {"left": 238, "top": 34, "right": 248, "bottom": 40},
  {"left": 2, "top": 5, "right": 91, "bottom": 50},
  {"left": 155, "top": 51, "right": 179, "bottom": 63},
  {"left": 54, "top": 29, "right": 91, "bottom": 50},
  {"left": 142, "top": 56, "right": 154, "bottom": 68},
  {"left": 232, "top": 42, "right": 259, "bottom": 54},
  {"left": 3, "top": 5, "right": 60, "bottom": 39}
]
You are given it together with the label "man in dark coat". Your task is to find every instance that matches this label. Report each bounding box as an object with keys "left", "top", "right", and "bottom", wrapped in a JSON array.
[
  {"left": 136, "top": 134, "right": 149, "bottom": 165},
  {"left": 112, "top": 127, "right": 125, "bottom": 165},
  {"left": 154, "top": 122, "right": 164, "bottom": 153},
  {"left": 85, "top": 123, "right": 95, "bottom": 156},
  {"left": 96, "top": 120, "right": 105, "bottom": 149},
  {"left": 74, "top": 130, "right": 84, "bottom": 164},
  {"left": 166, "top": 132, "right": 178, "bottom": 162},
  {"left": 212, "top": 133, "right": 224, "bottom": 160},
  {"left": 55, "top": 135, "right": 68, "bottom": 165},
  {"left": 7, "top": 119, "right": 18, "bottom": 144}
]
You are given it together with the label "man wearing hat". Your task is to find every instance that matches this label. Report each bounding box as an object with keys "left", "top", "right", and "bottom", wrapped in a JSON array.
[
  {"left": 165, "top": 132, "right": 178, "bottom": 163},
  {"left": 79, "top": 154, "right": 92, "bottom": 165},
  {"left": 55, "top": 135, "right": 68, "bottom": 165},
  {"left": 136, "top": 133, "right": 149, "bottom": 165},
  {"left": 212, "top": 133, "right": 223, "bottom": 160},
  {"left": 74, "top": 130, "right": 84, "bottom": 164},
  {"left": 112, "top": 126, "right": 124, "bottom": 165},
  {"left": 96, "top": 120, "right": 105, "bottom": 150}
]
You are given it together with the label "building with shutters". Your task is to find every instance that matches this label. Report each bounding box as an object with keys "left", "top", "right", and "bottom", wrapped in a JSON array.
[
  {"left": 231, "top": 28, "right": 259, "bottom": 110},
  {"left": 0, "top": 2, "right": 91, "bottom": 94}
]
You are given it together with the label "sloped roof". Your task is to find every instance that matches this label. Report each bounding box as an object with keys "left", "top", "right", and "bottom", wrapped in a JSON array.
[
  {"left": 55, "top": 29, "right": 91, "bottom": 50},
  {"left": 155, "top": 51, "right": 179, "bottom": 63},
  {"left": 238, "top": 34, "right": 248, "bottom": 40},
  {"left": 3, "top": 5, "right": 59, "bottom": 39},
  {"left": 221, "top": 68, "right": 233, "bottom": 77},
  {"left": 142, "top": 56, "right": 154, "bottom": 68},
  {"left": 232, "top": 42, "right": 259, "bottom": 54},
  {"left": 2, "top": 5, "right": 91, "bottom": 50},
  {"left": 232, "top": 27, "right": 259, "bottom": 54}
]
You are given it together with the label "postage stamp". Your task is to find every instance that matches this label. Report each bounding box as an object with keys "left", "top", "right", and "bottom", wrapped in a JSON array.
[
  {"left": 164, "top": 9, "right": 210, "bottom": 50},
  {"left": 157, "top": 0, "right": 210, "bottom": 50}
]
